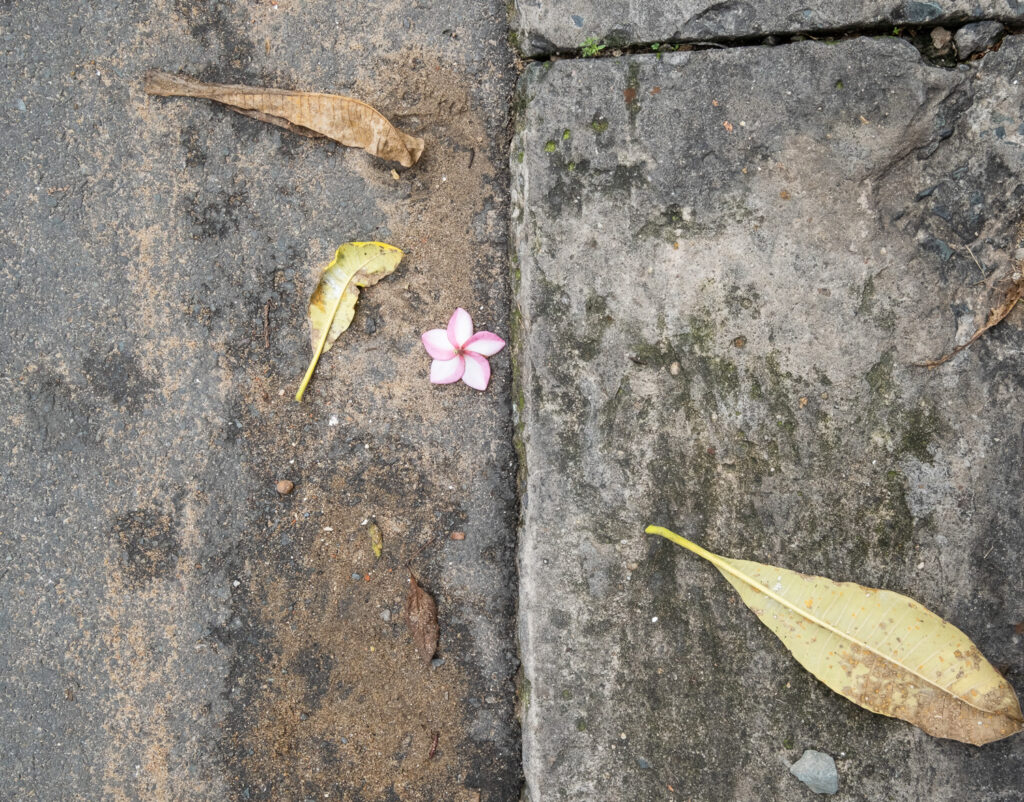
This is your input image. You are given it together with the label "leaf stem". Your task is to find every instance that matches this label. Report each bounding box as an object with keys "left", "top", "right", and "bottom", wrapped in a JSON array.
[{"left": 645, "top": 525, "right": 722, "bottom": 564}]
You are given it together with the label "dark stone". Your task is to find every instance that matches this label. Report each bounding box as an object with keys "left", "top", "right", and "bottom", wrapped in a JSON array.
[{"left": 955, "top": 20, "right": 1005, "bottom": 57}]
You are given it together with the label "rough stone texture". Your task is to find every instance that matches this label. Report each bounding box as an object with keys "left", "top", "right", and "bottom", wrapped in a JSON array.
[
  {"left": 0, "top": 1, "right": 517, "bottom": 799},
  {"left": 513, "top": 37, "right": 1024, "bottom": 801},
  {"left": 790, "top": 749, "right": 840, "bottom": 795},
  {"left": 512, "top": 0, "right": 1024, "bottom": 56},
  {"left": 955, "top": 20, "right": 1007, "bottom": 56}
]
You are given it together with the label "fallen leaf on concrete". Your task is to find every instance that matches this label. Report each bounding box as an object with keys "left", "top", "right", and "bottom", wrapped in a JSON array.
[
  {"left": 144, "top": 70, "right": 424, "bottom": 167},
  {"left": 405, "top": 572, "right": 439, "bottom": 664},
  {"left": 919, "top": 279, "right": 1022, "bottom": 367},
  {"left": 920, "top": 222, "right": 1024, "bottom": 368},
  {"left": 295, "top": 242, "right": 404, "bottom": 401},
  {"left": 369, "top": 521, "right": 383, "bottom": 559},
  {"left": 647, "top": 525, "right": 1023, "bottom": 746}
]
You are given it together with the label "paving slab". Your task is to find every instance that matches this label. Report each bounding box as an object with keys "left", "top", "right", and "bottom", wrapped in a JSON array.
[
  {"left": 513, "top": 37, "right": 1024, "bottom": 801},
  {"left": 1, "top": 1, "right": 517, "bottom": 799},
  {"left": 512, "top": 0, "right": 1024, "bottom": 56}
]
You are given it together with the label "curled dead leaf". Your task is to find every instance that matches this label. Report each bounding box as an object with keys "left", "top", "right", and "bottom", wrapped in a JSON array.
[
  {"left": 295, "top": 241, "right": 404, "bottom": 401},
  {"left": 404, "top": 572, "right": 439, "bottom": 665},
  {"left": 144, "top": 71, "right": 424, "bottom": 167}
]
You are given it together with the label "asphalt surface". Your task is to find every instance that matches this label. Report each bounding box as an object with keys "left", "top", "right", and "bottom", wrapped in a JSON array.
[{"left": 1, "top": 1, "right": 518, "bottom": 799}]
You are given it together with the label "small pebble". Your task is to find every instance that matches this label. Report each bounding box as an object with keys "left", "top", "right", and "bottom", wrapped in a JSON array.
[
  {"left": 450, "top": 531, "right": 466, "bottom": 541},
  {"left": 930, "top": 26, "right": 953, "bottom": 54},
  {"left": 351, "top": 572, "right": 362, "bottom": 581},
  {"left": 380, "top": 609, "right": 391, "bottom": 622},
  {"left": 430, "top": 657, "right": 445, "bottom": 668},
  {"left": 790, "top": 749, "right": 839, "bottom": 795},
  {"left": 276, "top": 479, "right": 294, "bottom": 495}
]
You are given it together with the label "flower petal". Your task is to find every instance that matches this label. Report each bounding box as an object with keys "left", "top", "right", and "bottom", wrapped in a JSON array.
[
  {"left": 422, "top": 329, "right": 457, "bottom": 360},
  {"left": 462, "top": 352, "right": 491, "bottom": 391},
  {"left": 463, "top": 330, "right": 505, "bottom": 357},
  {"left": 430, "top": 356, "right": 465, "bottom": 384},
  {"left": 447, "top": 307, "right": 474, "bottom": 349}
]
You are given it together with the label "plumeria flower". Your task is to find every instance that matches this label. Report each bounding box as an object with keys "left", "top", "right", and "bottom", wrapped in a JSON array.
[{"left": 421, "top": 308, "right": 505, "bottom": 391}]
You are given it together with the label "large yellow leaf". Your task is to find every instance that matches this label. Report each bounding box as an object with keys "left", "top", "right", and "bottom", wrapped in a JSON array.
[
  {"left": 647, "top": 525, "right": 1022, "bottom": 746},
  {"left": 144, "top": 71, "right": 424, "bottom": 167},
  {"left": 295, "top": 242, "right": 403, "bottom": 402}
]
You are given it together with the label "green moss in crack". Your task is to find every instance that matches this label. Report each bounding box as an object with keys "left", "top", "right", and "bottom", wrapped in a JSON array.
[
  {"left": 570, "top": 292, "right": 614, "bottom": 361},
  {"left": 638, "top": 204, "right": 712, "bottom": 243},
  {"left": 625, "top": 61, "right": 642, "bottom": 125},
  {"left": 685, "top": 313, "right": 716, "bottom": 353},
  {"left": 764, "top": 354, "right": 800, "bottom": 445},
  {"left": 857, "top": 275, "right": 876, "bottom": 316},
  {"left": 873, "top": 469, "right": 915, "bottom": 556},
  {"left": 898, "top": 401, "right": 945, "bottom": 464},
  {"left": 544, "top": 139, "right": 558, "bottom": 153},
  {"left": 866, "top": 348, "right": 896, "bottom": 400},
  {"left": 590, "top": 115, "right": 609, "bottom": 134},
  {"left": 518, "top": 676, "right": 532, "bottom": 719}
]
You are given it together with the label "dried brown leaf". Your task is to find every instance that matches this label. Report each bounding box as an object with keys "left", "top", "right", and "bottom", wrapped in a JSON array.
[
  {"left": 919, "top": 287, "right": 1021, "bottom": 367},
  {"left": 144, "top": 71, "right": 424, "bottom": 167},
  {"left": 404, "top": 573, "right": 438, "bottom": 664},
  {"left": 920, "top": 220, "right": 1024, "bottom": 368}
]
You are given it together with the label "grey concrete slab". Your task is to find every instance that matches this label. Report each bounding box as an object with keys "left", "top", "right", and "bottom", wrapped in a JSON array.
[
  {"left": 1, "top": 1, "right": 517, "bottom": 799},
  {"left": 513, "top": 37, "right": 1024, "bottom": 801},
  {"left": 512, "top": 0, "right": 1024, "bottom": 56}
]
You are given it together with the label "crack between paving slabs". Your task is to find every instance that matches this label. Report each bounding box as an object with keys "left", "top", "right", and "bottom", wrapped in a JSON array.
[{"left": 521, "top": 18, "right": 1022, "bottom": 65}]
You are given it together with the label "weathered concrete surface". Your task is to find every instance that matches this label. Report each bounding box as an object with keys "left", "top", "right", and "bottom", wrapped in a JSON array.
[
  {"left": 1, "top": 1, "right": 517, "bottom": 799},
  {"left": 512, "top": 0, "right": 1024, "bottom": 56},
  {"left": 513, "top": 37, "right": 1024, "bottom": 800}
]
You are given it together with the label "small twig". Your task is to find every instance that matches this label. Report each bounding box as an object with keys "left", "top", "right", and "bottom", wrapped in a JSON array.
[
  {"left": 263, "top": 300, "right": 272, "bottom": 349},
  {"left": 406, "top": 532, "right": 443, "bottom": 566},
  {"left": 917, "top": 288, "right": 1021, "bottom": 368},
  {"left": 956, "top": 244, "right": 986, "bottom": 280},
  {"left": 428, "top": 730, "right": 440, "bottom": 760}
]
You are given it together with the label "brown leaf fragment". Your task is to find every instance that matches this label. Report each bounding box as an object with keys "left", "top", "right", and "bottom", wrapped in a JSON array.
[
  {"left": 920, "top": 219, "right": 1024, "bottom": 368},
  {"left": 919, "top": 284, "right": 1021, "bottom": 367},
  {"left": 404, "top": 573, "right": 439, "bottom": 664},
  {"left": 144, "top": 70, "right": 424, "bottom": 167}
]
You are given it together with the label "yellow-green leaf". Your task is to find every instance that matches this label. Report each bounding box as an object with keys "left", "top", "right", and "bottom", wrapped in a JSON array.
[
  {"left": 295, "top": 242, "right": 403, "bottom": 401},
  {"left": 369, "top": 522, "right": 383, "bottom": 559},
  {"left": 647, "top": 525, "right": 1023, "bottom": 746}
]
